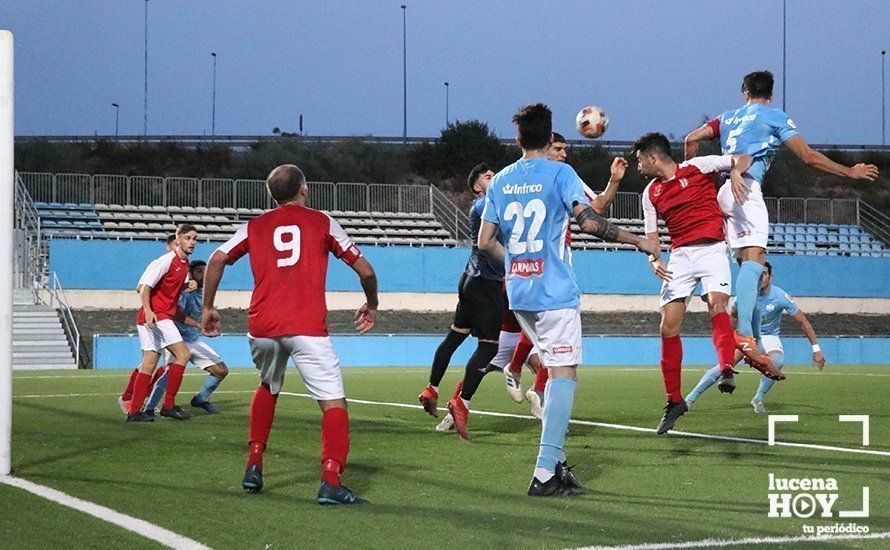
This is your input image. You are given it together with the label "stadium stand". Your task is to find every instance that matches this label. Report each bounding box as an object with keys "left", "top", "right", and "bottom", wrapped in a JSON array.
[{"left": 21, "top": 172, "right": 890, "bottom": 256}]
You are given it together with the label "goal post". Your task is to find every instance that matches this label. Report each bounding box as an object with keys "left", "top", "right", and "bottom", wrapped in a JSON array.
[{"left": 0, "top": 30, "right": 14, "bottom": 476}]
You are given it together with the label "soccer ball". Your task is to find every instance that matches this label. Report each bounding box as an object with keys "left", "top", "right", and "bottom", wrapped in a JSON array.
[{"left": 575, "top": 106, "right": 609, "bottom": 139}]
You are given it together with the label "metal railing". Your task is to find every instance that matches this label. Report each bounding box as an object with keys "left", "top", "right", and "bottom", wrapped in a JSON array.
[
  {"left": 13, "top": 171, "right": 47, "bottom": 289},
  {"left": 46, "top": 272, "right": 87, "bottom": 369},
  {"left": 859, "top": 201, "right": 890, "bottom": 245},
  {"left": 429, "top": 186, "right": 472, "bottom": 243}
]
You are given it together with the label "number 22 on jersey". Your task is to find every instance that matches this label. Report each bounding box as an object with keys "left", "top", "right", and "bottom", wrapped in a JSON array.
[
  {"left": 274, "top": 225, "right": 301, "bottom": 267},
  {"left": 504, "top": 199, "right": 546, "bottom": 254}
]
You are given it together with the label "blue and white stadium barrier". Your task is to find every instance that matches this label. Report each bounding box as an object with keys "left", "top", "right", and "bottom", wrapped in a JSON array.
[{"left": 93, "top": 334, "right": 890, "bottom": 369}]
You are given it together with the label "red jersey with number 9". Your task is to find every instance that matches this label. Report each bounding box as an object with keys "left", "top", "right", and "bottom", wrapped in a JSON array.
[{"left": 217, "top": 204, "right": 362, "bottom": 338}]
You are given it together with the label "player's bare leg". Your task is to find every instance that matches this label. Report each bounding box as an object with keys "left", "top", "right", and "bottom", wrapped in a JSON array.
[
  {"left": 421, "top": 325, "right": 470, "bottom": 417},
  {"left": 316, "top": 398, "right": 366, "bottom": 505},
  {"left": 126, "top": 350, "right": 161, "bottom": 422},
  {"left": 159, "top": 341, "right": 192, "bottom": 420},
  {"left": 656, "top": 300, "right": 688, "bottom": 434}
]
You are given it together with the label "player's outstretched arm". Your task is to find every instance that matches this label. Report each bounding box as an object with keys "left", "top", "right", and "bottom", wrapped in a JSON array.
[
  {"left": 201, "top": 251, "right": 228, "bottom": 337},
  {"left": 478, "top": 220, "right": 505, "bottom": 264},
  {"left": 791, "top": 309, "right": 825, "bottom": 370},
  {"left": 350, "top": 257, "right": 378, "bottom": 334},
  {"left": 684, "top": 123, "right": 716, "bottom": 160},
  {"left": 784, "top": 135, "right": 879, "bottom": 181},
  {"left": 573, "top": 203, "right": 660, "bottom": 258},
  {"left": 591, "top": 157, "right": 626, "bottom": 214}
]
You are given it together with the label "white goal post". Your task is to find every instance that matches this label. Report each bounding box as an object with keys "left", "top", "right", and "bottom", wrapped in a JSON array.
[{"left": 0, "top": 30, "right": 14, "bottom": 476}]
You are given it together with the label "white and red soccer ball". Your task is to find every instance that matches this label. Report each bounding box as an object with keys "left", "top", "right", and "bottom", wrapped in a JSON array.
[{"left": 575, "top": 106, "right": 609, "bottom": 139}]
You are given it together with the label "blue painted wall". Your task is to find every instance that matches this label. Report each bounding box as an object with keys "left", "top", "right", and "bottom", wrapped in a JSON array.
[
  {"left": 51, "top": 240, "right": 890, "bottom": 297},
  {"left": 93, "top": 334, "right": 890, "bottom": 369}
]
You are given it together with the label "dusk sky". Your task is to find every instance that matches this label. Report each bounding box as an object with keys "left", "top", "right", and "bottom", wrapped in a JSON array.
[{"left": 2, "top": 0, "right": 888, "bottom": 144}]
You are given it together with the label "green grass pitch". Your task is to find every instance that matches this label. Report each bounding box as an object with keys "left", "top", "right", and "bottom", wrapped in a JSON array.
[{"left": 5, "top": 364, "right": 890, "bottom": 549}]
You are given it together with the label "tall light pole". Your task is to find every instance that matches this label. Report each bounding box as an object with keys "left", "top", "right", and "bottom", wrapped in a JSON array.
[
  {"left": 111, "top": 103, "right": 120, "bottom": 136},
  {"left": 444, "top": 82, "right": 449, "bottom": 126},
  {"left": 211, "top": 52, "right": 217, "bottom": 136},
  {"left": 401, "top": 5, "right": 407, "bottom": 146},
  {"left": 882, "top": 50, "right": 886, "bottom": 146},
  {"left": 143, "top": 0, "right": 149, "bottom": 135},
  {"left": 782, "top": 0, "right": 787, "bottom": 111}
]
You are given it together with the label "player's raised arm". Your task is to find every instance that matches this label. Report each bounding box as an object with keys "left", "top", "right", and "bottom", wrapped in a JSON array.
[
  {"left": 573, "top": 202, "right": 660, "bottom": 258},
  {"left": 790, "top": 309, "right": 825, "bottom": 371},
  {"left": 201, "top": 250, "right": 227, "bottom": 337},
  {"left": 477, "top": 220, "right": 505, "bottom": 264},
  {"left": 784, "top": 135, "right": 879, "bottom": 181},
  {"left": 350, "top": 257, "right": 378, "bottom": 334},
  {"left": 683, "top": 120, "right": 718, "bottom": 160},
  {"left": 590, "top": 157, "right": 626, "bottom": 214}
]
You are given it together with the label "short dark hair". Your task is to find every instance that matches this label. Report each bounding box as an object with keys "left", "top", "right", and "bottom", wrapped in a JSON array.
[
  {"left": 512, "top": 102, "right": 552, "bottom": 150},
  {"left": 165, "top": 234, "right": 176, "bottom": 245},
  {"left": 176, "top": 223, "right": 197, "bottom": 237},
  {"left": 551, "top": 132, "right": 566, "bottom": 144},
  {"left": 467, "top": 163, "right": 491, "bottom": 193},
  {"left": 633, "top": 132, "right": 672, "bottom": 159},
  {"left": 189, "top": 259, "right": 206, "bottom": 272},
  {"left": 742, "top": 71, "right": 774, "bottom": 99},
  {"left": 266, "top": 164, "right": 306, "bottom": 205},
  {"left": 764, "top": 261, "right": 773, "bottom": 275}
]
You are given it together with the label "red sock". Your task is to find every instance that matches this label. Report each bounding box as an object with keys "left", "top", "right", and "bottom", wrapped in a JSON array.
[
  {"left": 248, "top": 384, "right": 278, "bottom": 469},
  {"left": 711, "top": 312, "right": 736, "bottom": 370},
  {"left": 321, "top": 407, "right": 350, "bottom": 487},
  {"left": 509, "top": 333, "right": 534, "bottom": 374},
  {"left": 451, "top": 379, "right": 464, "bottom": 401},
  {"left": 533, "top": 367, "right": 548, "bottom": 393},
  {"left": 121, "top": 368, "right": 139, "bottom": 400},
  {"left": 660, "top": 336, "right": 683, "bottom": 403},
  {"left": 128, "top": 372, "right": 152, "bottom": 414},
  {"left": 150, "top": 365, "right": 167, "bottom": 386},
  {"left": 162, "top": 363, "right": 186, "bottom": 409}
]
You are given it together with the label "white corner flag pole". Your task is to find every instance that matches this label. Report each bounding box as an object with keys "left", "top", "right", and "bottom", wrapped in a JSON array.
[{"left": 0, "top": 30, "right": 14, "bottom": 476}]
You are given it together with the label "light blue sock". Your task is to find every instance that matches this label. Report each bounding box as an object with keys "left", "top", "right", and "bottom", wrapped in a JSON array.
[
  {"left": 735, "top": 261, "right": 764, "bottom": 337},
  {"left": 754, "top": 352, "right": 784, "bottom": 401},
  {"left": 752, "top": 306, "right": 763, "bottom": 343},
  {"left": 144, "top": 371, "right": 168, "bottom": 411},
  {"left": 535, "top": 377, "right": 577, "bottom": 472},
  {"left": 196, "top": 373, "right": 223, "bottom": 402},
  {"left": 686, "top": 365, "right": 722, "bottom": 404}
]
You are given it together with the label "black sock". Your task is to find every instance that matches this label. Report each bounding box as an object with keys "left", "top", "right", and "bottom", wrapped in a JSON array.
[
  {"left": 429, "top": 330, "right": 469, "bottom": 387},
  {"left": 459, "top": 341, "right": 500, "bottom": 401}
]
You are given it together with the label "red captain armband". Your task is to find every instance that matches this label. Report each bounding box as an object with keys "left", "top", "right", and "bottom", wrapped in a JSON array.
[
  {"left": 706, "top": 119, "right": 720, "bottom": 139},
  {"left": 338, "top": 244, "right": 362, "bottom": 266}
]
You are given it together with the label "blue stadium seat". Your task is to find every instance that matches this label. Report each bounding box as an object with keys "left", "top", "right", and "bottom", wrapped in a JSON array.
[
  {"left": 828, "top": 234, "right": 839, "bottom": 244},
  {"left": 839, "top": 235, "right": 850, "bottom": 244},
  {"left": 806, "top": 226, "right": 818, "bottom": 235},
  {"left": 839, "top": 226, "right": 851, "bottom": 235}
]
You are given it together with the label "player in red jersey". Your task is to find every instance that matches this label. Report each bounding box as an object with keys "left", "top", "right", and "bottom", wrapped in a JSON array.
[
  {"left": 124, "top": 225, "right": 198, "bottom": 422},
  {"left": 119, "top": 233, "right": 187, "bottom": 413},
  {"left": 629, "top": 132, "right": 783, "bottom": 435},
  {"left": 504, "top": 132, "right": 623, "bottom": 418},
  {"left": 201, "top": 164, "right": 378, "bottom": 505}
]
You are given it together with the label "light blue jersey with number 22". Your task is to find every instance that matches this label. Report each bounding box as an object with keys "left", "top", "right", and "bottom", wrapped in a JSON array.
[{"left": 481, "top": 157, "right": 590, "bottom": 312}]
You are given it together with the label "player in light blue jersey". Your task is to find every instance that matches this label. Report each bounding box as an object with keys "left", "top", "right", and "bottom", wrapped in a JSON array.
[
  {"left": 144, "top": 259, "right": 230, "bottom": 416},
  {"left": 685, "top": 262, "right": 826, "bottom": 413},
  {"left": 685, "top": 71, "right": 876, "bottom": 373},
  {"left": 478, "top": 102, "right": 659, "bottom": 497}
]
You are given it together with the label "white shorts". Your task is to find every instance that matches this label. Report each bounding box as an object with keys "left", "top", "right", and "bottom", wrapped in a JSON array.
[
  {"left": 137, "top": 319, "right": 183, "bottom": 352},
  {"left": 186, "top": 339, "right": 223, "bottom": 370},
  {"left": 248, "top": 335, "right": 344, "bottom": 400},
  {"left": 660, "top": 241, "right": 732, "bottom": 308},
  {"left": 718, "top": 177, "right": 769, "bottom": 252},
  {"left": 760, "top": 335, "right": 784, "bottom": 355},
  {"left": 514, "top": 308, "right": 583, "bottom": 368},
  {"left": 489, "top": 330, "right": 521, "bottom": 370}
]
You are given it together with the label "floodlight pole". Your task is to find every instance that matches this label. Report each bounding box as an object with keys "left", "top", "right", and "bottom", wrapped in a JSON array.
[
  {"left": 444, "top": 82, "right": 449, "bottom": 126},
  {"left": 111, "top": 103, "right": 120, "bottom": 136},
  {"left": 782, "top": 0, "right": 787, "bottom": 111},
  {"left": 0, "top": 30, "right": 15, "bottom": 476},
  {"left": 143, "top": 0, "right": 149, "bottom": 136},
  {"left": 882, "top": 50, "right": 886, "bottom": 146},
  {"left": 211, "top": 52, "right": 217, "bottom": 136},
  {"left": 401, "top": 5, "right": 407, "bottom": 147}
]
